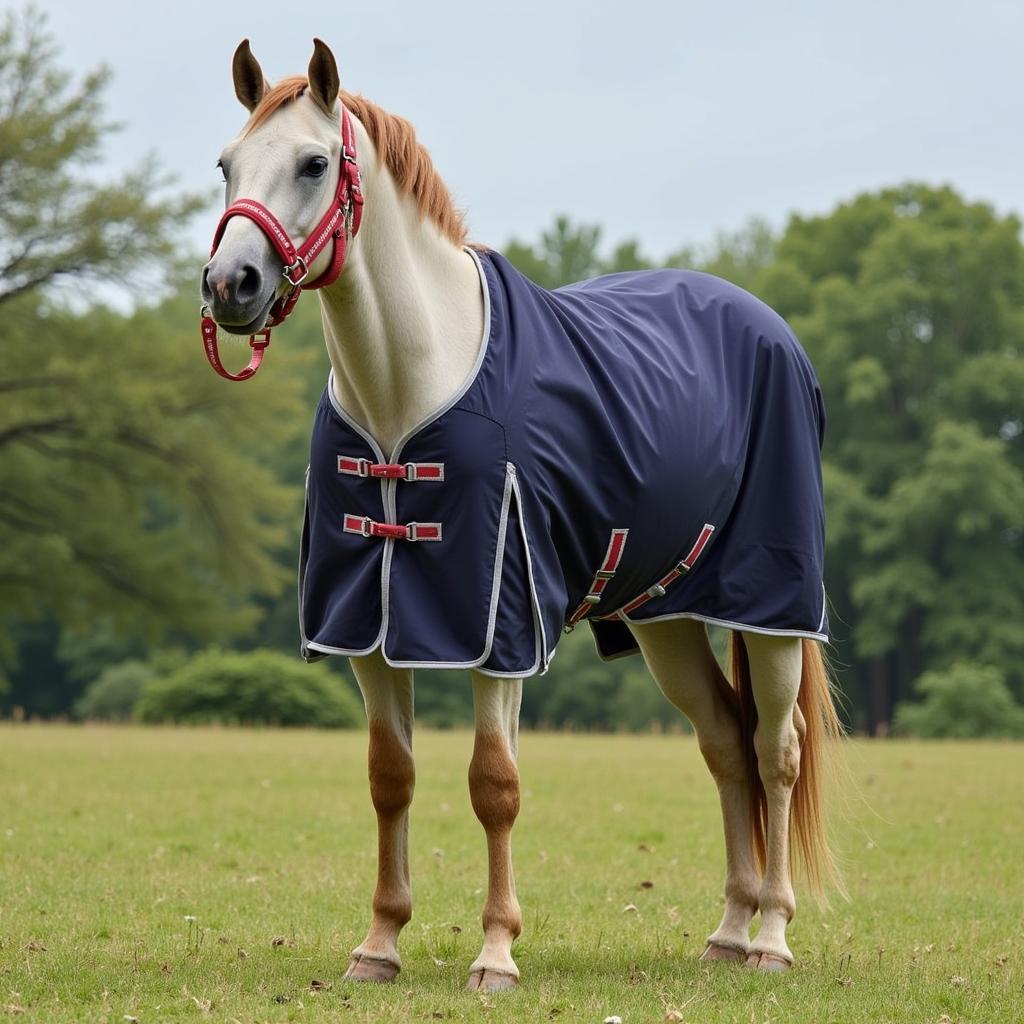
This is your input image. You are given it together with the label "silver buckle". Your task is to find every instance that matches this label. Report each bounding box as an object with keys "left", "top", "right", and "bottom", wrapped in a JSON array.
[
  {"left": 283, "top": 256, "right": 308, "bottom": 285},
  {"left": 356, "top": 458, "right": 371, "bottom": 478},
  {"left": 646, "top": 584, "right": 667, "bottom": 599},
  {"left": 358, "top": 517, "right": 373, "bottom": 538},
  {"left": 595, "top": 569, "right": 616, "bottom": 580},
  {"left": 584, "top": 594, "right": 602, "bottom": 606}
]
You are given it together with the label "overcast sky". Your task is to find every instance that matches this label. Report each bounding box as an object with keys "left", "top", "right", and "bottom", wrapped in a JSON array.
[{"left": 29, "top": 0, "right": 1024, "bottom": 259}]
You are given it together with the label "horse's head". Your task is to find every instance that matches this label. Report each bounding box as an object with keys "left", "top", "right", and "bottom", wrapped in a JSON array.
[{"left": 201, "top": 39, "right": 348, "bottom": 335}]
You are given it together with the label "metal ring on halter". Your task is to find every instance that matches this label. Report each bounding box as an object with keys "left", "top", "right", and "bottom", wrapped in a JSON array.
[{"left": 283, "top": 256, "right": 309, "bottom": 286}]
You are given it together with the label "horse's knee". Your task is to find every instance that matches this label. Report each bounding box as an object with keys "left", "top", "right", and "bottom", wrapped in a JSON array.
[
  {"left": 368, "top": 719, "right": 415, "bottom": 818},
  {"left": 469, "top": 732, "right": 520, "bottom": 832}
]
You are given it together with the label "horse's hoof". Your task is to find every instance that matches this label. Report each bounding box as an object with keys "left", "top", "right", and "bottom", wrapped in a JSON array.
[
  {"left": 745, "top": 952, "right": 791, "bottom": 972},
  {"left": 344, "top": 954, "right": 400, "bottom": 983},
  {"left": 466, "top": 968, "right": 518, "bottom": 992},
  {"left": 700, "top": 942, "right": 746, "bottom": 963}
]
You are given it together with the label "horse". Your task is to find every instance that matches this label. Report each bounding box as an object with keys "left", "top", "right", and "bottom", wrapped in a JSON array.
[{"left": 200, "top": 38, "right": 843, "bottom": 992}]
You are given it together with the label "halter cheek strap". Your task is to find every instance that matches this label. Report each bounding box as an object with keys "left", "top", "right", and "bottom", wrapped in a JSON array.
[{"left": 200, "top": 106, "right": 364, "bottom": 381}]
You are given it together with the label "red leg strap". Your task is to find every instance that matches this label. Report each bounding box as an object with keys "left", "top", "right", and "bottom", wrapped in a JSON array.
[
  {"left": 564, "top": 528, "right": 629, "bottom": 631},
  {"left": 619, "top": 524, "right": 715, "bottom": 616}
]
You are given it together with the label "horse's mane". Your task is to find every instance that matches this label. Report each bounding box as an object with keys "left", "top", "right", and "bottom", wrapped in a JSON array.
[{"left": 245, "top": 76, "right": 467, "bottom": 246}]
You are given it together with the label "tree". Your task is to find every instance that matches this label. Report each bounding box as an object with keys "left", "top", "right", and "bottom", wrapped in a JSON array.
[
  {"left": 0, "top": 11, "right": 309, "bottom": 699},
  {"left": 893, "top": 664, "right": 1024, "bottom": 739},
  {"left": 505, "top": 216, "right": 655, "bottom": 288},
  {"left": 0, "top": 10, "right": 202, "bottom": 303}
]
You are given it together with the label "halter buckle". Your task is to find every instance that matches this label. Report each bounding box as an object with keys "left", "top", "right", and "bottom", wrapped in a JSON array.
[{"left": 283, "top": 256, "right": 308, "bottom": 286}]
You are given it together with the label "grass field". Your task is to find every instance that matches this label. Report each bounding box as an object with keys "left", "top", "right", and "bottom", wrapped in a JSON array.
[{"left": 0, "top": 725, "right": 1021, "bottom": 1023}]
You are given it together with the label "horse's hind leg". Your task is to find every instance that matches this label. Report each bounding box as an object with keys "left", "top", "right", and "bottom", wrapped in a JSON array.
[
  {"left": 344, "top": 650, "right": 415, "bottom": 984},
  {"left": 466, "top": 672, "right": 523, "bottom": 992},
  {"left": 629, "top": 618, "right": 759, "bottom": 962},
  {"left": 741, "top": 631, "right": 803, "bottom": 970}
]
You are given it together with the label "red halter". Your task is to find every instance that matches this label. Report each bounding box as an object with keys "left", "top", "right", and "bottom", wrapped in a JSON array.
[{"left": 200, "top": 106, "right": 364, "bottom": 381}]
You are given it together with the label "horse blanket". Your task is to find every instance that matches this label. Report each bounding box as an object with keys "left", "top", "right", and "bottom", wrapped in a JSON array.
[{"left": 299, "top": 249, "right": 828, "bottom": 676}]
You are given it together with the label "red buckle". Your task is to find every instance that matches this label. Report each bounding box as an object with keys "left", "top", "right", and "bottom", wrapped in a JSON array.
[
  {"left": 337, "top": 457, "right": 445, "bottom": 482},
  {"left": 343, "top": 514, "right": 442, "bottom": 542},
  {"left": 370, "top": 521, "right": 409, "bottom": 540},
  {"left": 369, "top": 463, "right": 408, "bottom": 479}
]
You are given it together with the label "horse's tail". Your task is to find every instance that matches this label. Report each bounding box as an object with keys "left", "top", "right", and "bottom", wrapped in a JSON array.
[{"left": 729, "top": 633, "right": 844, "bottom": 901}]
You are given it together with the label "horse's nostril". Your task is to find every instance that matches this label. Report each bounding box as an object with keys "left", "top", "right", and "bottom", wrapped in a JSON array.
[
  {"left": 237, "top": 264, "right": 263, "bottom": 302},
  {"left": 200, "top": 266, "right": 214, "bottom": 303}
]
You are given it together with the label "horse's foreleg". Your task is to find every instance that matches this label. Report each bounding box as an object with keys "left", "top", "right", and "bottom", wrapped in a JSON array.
[
  {"left": 742, "top": 632, "right": 803, "bottom": 970},
  {"left": 345, "top": 651, "right": 415, "bottom": 983},
  {"left": 629, "top": 618, "right": 759, "bottom": 963},
  {"left": 466, "top": 672, "right": 523, "bottom": 992}
]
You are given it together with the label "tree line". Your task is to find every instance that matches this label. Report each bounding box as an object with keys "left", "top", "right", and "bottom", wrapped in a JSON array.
[{"left": 2, "top": 10, "right": 1022, "bottom": 734}]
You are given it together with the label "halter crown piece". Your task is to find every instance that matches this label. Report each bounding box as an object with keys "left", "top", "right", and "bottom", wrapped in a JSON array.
[{"left": 200, "top": 105, "right": 364, "bottom": 381}]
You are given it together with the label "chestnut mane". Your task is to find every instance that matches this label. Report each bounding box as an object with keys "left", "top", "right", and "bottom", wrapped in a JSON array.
[{"left": 245, "top": 77, "right": 467, "bottom": 246}]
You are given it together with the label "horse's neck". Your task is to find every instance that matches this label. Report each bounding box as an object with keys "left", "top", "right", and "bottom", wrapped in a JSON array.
[{"left": 318, "top": 166, "right": 484, "bottom": 458}]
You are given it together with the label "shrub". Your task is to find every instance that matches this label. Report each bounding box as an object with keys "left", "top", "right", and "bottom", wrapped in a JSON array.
[
  {"left": 893, "top": 663, "right": 1024, "bottom": 739},
  {"left": 73, "top": 659, "right": 155, "bottom": 721},
  {"left": 136, "top": 649, "right": 363, "bottom": 728}
]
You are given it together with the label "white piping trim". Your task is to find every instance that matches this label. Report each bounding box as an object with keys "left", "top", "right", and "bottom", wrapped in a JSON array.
[
  {"left": 619, "top": 608, "right": 828, "bottom": 643},
  {"left": 305, "top": 639, "right": 385, "bottom": 657},
  {"left": 298, "top": 466, "right": 310, "bottom": 651},
  {"left": 817, "top": 583, "right": 828, "bottom": 635},
  {"left": 510, "top": 465, "right": 548, "bottom": 673},
  {"left": 383, "top": 460, "right": 514, "bottom": 670}
]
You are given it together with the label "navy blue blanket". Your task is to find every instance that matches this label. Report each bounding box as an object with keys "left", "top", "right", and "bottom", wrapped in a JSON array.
[{"left": 299, "top": 249, "right": 827, "bottom": 676}]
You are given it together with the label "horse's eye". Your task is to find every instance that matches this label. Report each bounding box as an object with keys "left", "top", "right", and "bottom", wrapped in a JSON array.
[
  {"left": 303, "top": 156, "right": 329, "bottom": 178},
  {"left": 216, "top": 159, "right": 227, "bottom": 183}
]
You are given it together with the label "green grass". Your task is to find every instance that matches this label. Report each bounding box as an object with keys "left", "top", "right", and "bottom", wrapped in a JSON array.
[{"left": 0, "top": 725, "right": 1021, "bottom": 1023}]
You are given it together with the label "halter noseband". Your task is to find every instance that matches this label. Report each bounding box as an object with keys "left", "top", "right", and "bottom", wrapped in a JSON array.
[{"left": 200, "top": 106, "right": 364, "bottom": 382}]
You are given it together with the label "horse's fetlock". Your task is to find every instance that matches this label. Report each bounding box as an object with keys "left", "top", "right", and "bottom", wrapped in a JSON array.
[
  {"left": 373, "top": 886, "right": 412, "bottom": 927},
  {"left": 483, "top": 899, "right": 522, "bottom": 940},
  {"left": 724, "top": 876, "right": 760, "bottom": 912}
]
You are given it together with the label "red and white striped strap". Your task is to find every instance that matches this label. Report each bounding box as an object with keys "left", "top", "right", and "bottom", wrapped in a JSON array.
[
  {"left": 620, "top": 523, "right": 715, "bottom": 615},
  {"left": 342, "top": 514, "right": 442, "bottom": 542},
  {"left": 565, "top": 528, "right": 629, "bottom": 630},
  {"left": 337, "top": 456, "right": 445, "bottom": 481}
]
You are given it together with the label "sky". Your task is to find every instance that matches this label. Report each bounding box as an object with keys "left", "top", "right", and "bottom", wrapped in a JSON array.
[{"left": 25, "top": 0, "right": 1024, "bottom": 260}]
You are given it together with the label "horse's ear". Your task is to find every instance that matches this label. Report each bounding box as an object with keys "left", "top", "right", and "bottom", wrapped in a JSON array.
[
  {"left": 232, "top": 39, "right": 268, "bottom": 113},
  {"left": 307, "top": 38, "right": 340, "bottom": 116}
]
